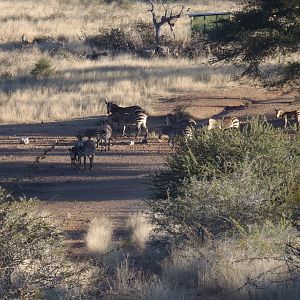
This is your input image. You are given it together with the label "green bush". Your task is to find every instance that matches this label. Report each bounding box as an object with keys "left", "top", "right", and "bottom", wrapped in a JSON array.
[
  {"left": 30, "top": 58, "right": 55, "bottom": 79},
  {"left": 147, "top": 118, "right": 300, "bottom": 239}
]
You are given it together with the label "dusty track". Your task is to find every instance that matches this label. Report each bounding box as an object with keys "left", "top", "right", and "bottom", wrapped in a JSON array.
[{"left": 0, "top": 87, "right": 296, "bottom": 253}]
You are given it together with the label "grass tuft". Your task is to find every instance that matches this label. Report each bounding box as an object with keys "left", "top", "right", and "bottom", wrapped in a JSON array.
[{"left": 85, "top": 217, "right": 113, "bottom": 254}]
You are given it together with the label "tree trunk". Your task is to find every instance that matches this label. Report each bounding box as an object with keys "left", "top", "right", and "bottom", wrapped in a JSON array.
[{"left": 154, "top": 24, "right": 162, "bottom": 45}]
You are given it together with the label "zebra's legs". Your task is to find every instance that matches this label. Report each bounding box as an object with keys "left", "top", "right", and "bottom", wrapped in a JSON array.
[
  {"left": 83, "top": 156, "right": 87, "bottom": 170},
  {"left": 122, "top": 125, "right": 128, "bottom": 137},
  {"left": 135, "top": 124, "right": 141, "bottom": 138},
  {"left": 143, "top": 125, "right": 148, "bottom": 139},
  {"left": 284, "top": 116, "right": 288, "bottom": 128},
  {"left": 89, "top": 155, "right": 94, "bottom": 169}
]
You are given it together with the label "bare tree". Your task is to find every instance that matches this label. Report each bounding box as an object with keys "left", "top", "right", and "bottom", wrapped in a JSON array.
[{"left": 148, "top": 0, "right": 186, "bottom": 46}]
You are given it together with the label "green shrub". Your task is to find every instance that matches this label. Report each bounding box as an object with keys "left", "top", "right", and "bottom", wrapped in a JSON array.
[
  {"left": 30, "top": 58, "right": 55, "bottom": 79},
  {"left": 147, "top": 118, "right": 300, "bottom": 239}
]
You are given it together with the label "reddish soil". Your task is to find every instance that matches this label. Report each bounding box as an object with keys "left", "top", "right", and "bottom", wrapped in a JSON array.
[{"left": 0, "top": 86, "right": 296, "bottom": 254}]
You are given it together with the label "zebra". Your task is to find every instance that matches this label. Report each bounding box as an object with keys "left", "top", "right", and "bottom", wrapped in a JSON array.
[
  {"left": 159, "top": 123, "right": 195, "bottom": 148},
  {"left": 82, "top": 137, "right": 96, "bottom": 169},
  {"left": 105, "top": 100, "right": 143, "bottom": 115},
  {"left": 69, "top": 136, "right": 84, "bottom": 168},
  {"left": 208, "top": 116, "right": 240, "bottom": 130},
  {"left": 107, "top": 111, "right": 148, "bottom": 140},
  {"left": 80, "top": 122, "right": 112, "bottom": 151},
  {"left": 69, "top": 136, "right": 95, "bottom": 169},
  {"left": 98, "top": 120, "right": 113, "bottom": 151},
  {"left": 275, "top": 109, "right": 300, "bottom": 129},
  {"left": 69, "top": 146, "right": 81, "bottom": 168},
  {"left": 166, "top": 113, "right": 196, "bottom": 127}
]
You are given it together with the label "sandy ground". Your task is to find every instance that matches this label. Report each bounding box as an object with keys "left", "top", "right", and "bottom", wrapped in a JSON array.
[{"left": 0, "top": 86, "right": 297, "bottom": 254}]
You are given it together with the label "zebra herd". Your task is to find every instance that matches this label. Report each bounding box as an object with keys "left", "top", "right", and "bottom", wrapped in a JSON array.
[{"left": 68, "top": 101, "right": 300, "bottom": 169}]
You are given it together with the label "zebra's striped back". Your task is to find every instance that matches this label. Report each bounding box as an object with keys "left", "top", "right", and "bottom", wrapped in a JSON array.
[
  {"left": 105, "top": 100, "right": 142, "bottom": 115},
  {"left": 208, "top": 117, "right": 240, "bottom": 130}
]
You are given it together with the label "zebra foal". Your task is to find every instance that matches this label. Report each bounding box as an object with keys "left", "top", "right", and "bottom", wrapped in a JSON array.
[
  {"left": 80, "top": 120, "right": 113, "bottom": 151},
  {"left": 69, "top": 136, "right": 95, "bottom": 169}
]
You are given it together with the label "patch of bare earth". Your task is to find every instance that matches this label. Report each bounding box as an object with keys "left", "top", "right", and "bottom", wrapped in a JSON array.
[{"left": 0, "top": 86, "right": 296, "bottom": 256}]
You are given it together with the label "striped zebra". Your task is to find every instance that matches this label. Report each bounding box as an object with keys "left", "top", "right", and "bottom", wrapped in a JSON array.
[
  {"left": 208, "top": 116, "right": 240, "bottom": 130},
  {"left": 80, "top": 122, "right": 112, "bottom": 151},
  {"left": 159, "top": 125, "right": 194, "bottom": 148},
  {"left": 159, "top": 118, "right": 195, "bottom": 148},
  {"left": 275, "top": 109, "right": 300, "bottom": 129},
  {"left": 82, "top": 138, "right": 96, "bottom": 169},
  {"left": 165, "top": 113, "right": 197, "bottom": 128},
  {"left": 105, "top": 100, "right": 147, "bottom": 139},
  {"left": 69, "top": 136, "right": 95, "bottom": 169},
  {"left": 99, "top": 120, "right": 113, "bottom": 151},
  {"left": 107, "top": 111, "right": 148, "bottom": 140}
]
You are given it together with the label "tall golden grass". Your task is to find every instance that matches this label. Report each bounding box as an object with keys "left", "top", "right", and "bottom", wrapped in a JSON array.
[
  {"left": 0, "top": 1, "right": 239, "bottom": 42},
  {"left": 0, "top": 0, "right": 239, "bottom": 124}
]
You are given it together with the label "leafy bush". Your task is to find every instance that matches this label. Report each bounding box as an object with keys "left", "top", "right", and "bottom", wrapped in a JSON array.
[
  {"left": 30, "top": 58, "right": 55, "bottom": 79},
  {"left": 147, "top": 118, "right": 300, "bottom": 239}
]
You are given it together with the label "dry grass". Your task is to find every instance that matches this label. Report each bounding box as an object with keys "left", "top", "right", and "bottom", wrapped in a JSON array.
[
  {"left": 0, "top": 50, "right": 238, "bottom": 123},
  {"left": 85, "top": 217, "right": 113, "bottom": 254},
  {"left": 0, "top": 49, "right": 239, "bottom": 123},
  {"left": 109, "top": 255, "right": 146, "bottom": 297},
  {"left": 145, "top": 280, "right": 186, "bottom": 300},
  {"left": 0, "top": 0, "right": 240, "bottom": 124},
  {"left": 0, "top": 1, "right": 239, "bottom": 42},
  {"left": 126, "top": 212, "right": 154, "bottom": 249},
  {"left": 161, "top": 222, "right": 299, "bottom": 299}
]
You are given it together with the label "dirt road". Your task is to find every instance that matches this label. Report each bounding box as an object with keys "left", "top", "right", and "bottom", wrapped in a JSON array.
[{"left": 0, "top": 88, "right": 296, "bottom": 249}]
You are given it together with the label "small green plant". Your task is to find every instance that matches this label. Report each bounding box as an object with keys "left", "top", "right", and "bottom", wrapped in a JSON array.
[{"left": 30, "top": 58, "right": 55, "bottom": 79}]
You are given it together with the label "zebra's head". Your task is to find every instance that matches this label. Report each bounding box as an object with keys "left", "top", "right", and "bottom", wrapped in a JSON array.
[
  {"left": 166, "top": 114, "right": 176, "bottom": 126},
  {"left": 208, "top": 118, "right": 218, "bottom": 130},
  {"left": 105, "top": 100, "right": 116, "bottom": 114},
  {"left": 275, "top": 109, "right": 284, "bottom": 118}
]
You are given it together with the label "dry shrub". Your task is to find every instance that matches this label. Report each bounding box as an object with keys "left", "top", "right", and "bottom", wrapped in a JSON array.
[
  {"left": 85, "top": 217, "right": 113, "bottom": 254},
  {"left": 162, "top": 247, "right": 199, "bottom": 289},
  {"left": 161, "top": 221, "right": 299, "bottom": 299},
  {"left": 0, "top": 187, "right": 96, "bottom": 299},
  {"left": 145, "top": 279, "right": 186, "bottom": 300},
  {"left": 126, "top": 212, "right": 154, "bottom": 249},
  {"left": 109, "top": 255, "right": 145, "bottom": 296}
]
